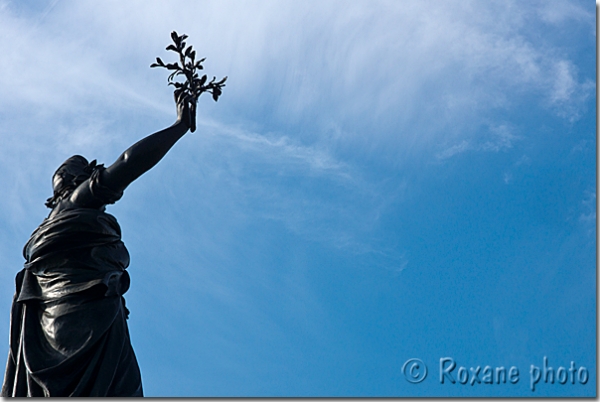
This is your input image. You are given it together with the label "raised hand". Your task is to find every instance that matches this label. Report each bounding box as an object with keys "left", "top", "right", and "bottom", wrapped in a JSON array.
[{"left": 175, "top": 92, "right": 194, "bottom": 132}]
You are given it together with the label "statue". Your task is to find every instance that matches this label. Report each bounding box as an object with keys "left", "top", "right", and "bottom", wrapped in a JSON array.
[{"left": 1, "top": 32, "right": 226, "bottom": 397}]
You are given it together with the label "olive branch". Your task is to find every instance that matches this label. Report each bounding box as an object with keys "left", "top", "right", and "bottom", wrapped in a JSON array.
[{"left": 151, "top": 31, "right": 227, "bottom": 132}]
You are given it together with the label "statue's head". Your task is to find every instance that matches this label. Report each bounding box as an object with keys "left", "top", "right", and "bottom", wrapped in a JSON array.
[{"left": 45, "top": 155, "right": 96, "bottom": 209}]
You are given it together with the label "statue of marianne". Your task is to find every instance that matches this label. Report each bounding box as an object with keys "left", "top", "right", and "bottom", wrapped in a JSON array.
[{"left": 1, "top": 94, "right": 194, "bottom": 397}]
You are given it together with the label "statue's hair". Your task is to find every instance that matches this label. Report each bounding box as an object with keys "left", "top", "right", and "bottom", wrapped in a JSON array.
[{"left": 45, "top": 155, "right": 99, "bottom": 209}]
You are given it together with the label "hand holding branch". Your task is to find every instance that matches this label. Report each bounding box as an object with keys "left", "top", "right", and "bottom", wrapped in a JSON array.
[
  {"left": 175, "top": 92, "right": 193, "bottom": 131},
  {"left": 151, "top": 31, "right": 227, "bottom": 132}
]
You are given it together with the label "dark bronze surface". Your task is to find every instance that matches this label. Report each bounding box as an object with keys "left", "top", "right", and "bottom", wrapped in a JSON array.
[{"left": 1, "top": 94, "right": 195, "bottom": 397}]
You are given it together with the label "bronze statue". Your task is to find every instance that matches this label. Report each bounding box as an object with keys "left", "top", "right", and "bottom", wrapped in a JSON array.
[{"left": 1, "top": 32, "right": 225, "bottom": 397}]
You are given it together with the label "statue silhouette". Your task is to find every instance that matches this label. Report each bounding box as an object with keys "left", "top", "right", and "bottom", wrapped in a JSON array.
[{"left": 1, "top": 94, "right": 194, "bottom": 397}]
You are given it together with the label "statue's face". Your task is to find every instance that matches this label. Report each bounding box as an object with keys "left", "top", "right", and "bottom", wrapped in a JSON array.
[{"left": 52, "top": 155, "right": 90, "bottom": 195}]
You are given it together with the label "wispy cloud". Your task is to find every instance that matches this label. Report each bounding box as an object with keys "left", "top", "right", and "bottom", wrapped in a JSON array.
[
  {"left": 180, "top": 121, "right": 405, "bottom": 260},
  {"left": 547, "top": 60, "right": 595, "bottom": 121},
  {"left": 436, "top": 140, "right": 471, "bottom": 160},
  {"left": 436, "top": 124, "right": 519, "bottom": 160},
  {"left": 206, "top": 121, "right": 352, "bottom": 180},
  {"left": 0, "top": 0, "right": 594, "bottom": 164},
  {"left": 537, "top": 0, "right": 594, "bottom": 25}
]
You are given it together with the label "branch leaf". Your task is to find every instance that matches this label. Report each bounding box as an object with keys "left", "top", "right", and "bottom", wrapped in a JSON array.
[
  {"left": 212, "top": 87, "right": 221, "bottom": 101},
  {"left": 153, "top": 32, "right": 226, "bottom": 106}
]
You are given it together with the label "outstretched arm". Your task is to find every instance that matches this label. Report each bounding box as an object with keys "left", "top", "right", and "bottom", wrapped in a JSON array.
[
  {"left": 69, "top": 96, "right": 193, "bottom": 208},
  {"left": 102, "top": 97, "right": 192, "bottom": 193}
]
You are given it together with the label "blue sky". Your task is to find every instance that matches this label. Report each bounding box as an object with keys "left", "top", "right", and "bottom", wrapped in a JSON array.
[{"left": 0, "top": 0, "right": 595, "bottom": 397}]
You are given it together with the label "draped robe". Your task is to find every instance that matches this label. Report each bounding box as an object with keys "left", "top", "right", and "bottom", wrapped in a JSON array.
[{"left": 1, "top": 207, "right": 143, "bottom": 397}]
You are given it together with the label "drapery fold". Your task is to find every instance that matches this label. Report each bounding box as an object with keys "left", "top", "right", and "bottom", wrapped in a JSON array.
[{"left": 1, "top": 208, "right": 142, "bottom": 397}]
